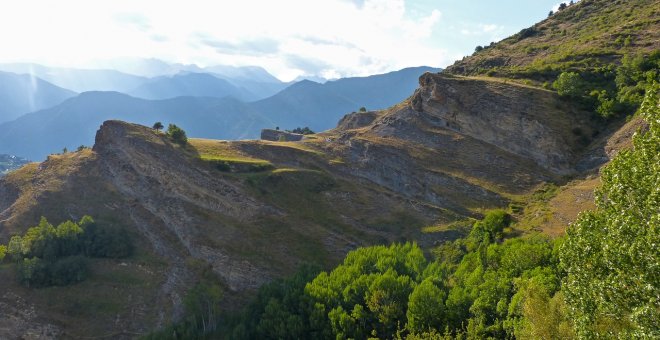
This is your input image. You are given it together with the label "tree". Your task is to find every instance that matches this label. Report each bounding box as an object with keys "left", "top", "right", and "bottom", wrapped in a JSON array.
[
  {"left": 152, "top": 122, "right": 164, "bottom": 131},
  {"left": 558, "top": 3, "right": 567, "bottom": 11},
  {"left": 407, "top": 279, "right": 447, "bottom": 333},
  {"left": 475, "top": 46, "right": 484, "bottom": 53},
  {"left": 548, "top": 10, "right": 554, "bottom": 17},
  {"left": 359, "top": 107, "right": 367, "bottom": 112},
  {"left": 166, "top": 124, "right": 188, "bottom": 146},
  {"left": 553, "top": 72, "right": 584, "bottom": 98},
  {"left": 560, "top": 84, "right": 659, "bottom": 338}
]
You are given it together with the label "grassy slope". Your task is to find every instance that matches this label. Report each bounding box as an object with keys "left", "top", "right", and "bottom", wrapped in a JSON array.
[{"left": 446, "top": 0, "right": 660, "bottom": 81}]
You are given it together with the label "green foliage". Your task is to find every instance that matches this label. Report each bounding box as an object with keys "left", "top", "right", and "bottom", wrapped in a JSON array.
[
  {"left": 513, "top": 289, "right": 575, "bottom": 339},
  {"left": 16, "top": 255, "right": 88, "bottom": 288},
  {"left": 407, "top": 278, "right": 447, "bottom": 333},
  {"left": 80, "top": 217, "right": 133, "bottom": 258},
  {"left": 549, "top": 53, "right": 659, "bottom": 118},
  {"left": 467, "top": 209, "right": 510, "bottom": 247},
  {"left": 143, "top": 281, "right": 224, "bottom": 340},
  {"left": 0, "top": 244, "right": 6, "bottom": 261},
  {"left": 615, "top": 51, "right": 660, "bottom": 111},
  {"left": 560, "top": 84, "right": 660, "bottom": 338},
  {"left": 152, "top": 121, "right": 164, "bottom": 131},
  {"left": 220, "top": 211, "right": 560, "bottom": 339},
  {"left": 359, "top": 106, "right": 367, "bottom": 112},
  {"left": 167, "top": 124, "right": 188, "bottom": 145},
  {"left": 1, "top": 216, "right": 132, "bottom": 288},
  {"left": 553, "top": 72, "right": 585, "bottom": 98},
  {"left": 289, "top": 127, "right": 315, "bottom": 135},
  {"left": 228, "top": 264, "right": 321, "bottom": 340}
]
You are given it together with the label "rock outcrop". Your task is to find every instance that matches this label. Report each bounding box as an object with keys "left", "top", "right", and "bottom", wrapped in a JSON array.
[{"left": 407, "top": 73, "right": 596, "bottom": 174}]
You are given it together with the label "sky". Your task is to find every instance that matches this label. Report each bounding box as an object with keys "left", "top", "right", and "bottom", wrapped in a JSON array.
[{"left": 0, "top": 0, "right": 563, "bottom": 81}]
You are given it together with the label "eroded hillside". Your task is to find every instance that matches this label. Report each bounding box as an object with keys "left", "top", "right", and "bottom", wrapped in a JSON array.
[{"left": 0, "top": 72, "right": 640, "bottom": 337}]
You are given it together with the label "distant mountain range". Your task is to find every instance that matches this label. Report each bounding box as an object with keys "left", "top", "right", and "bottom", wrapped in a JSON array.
[
  {"left": 0, "top": 66, "right": 439, "bottom": 160},
  {"left": 253, "top": 66, "right": 440, "bottom": 130},
  {"left": 0, "top": 92, "right": 271, "bottom": 160},
  {"left": 0, "top": 71, "right": 76, "bottom": 123},
  {"left": 127, "top": 73, "right": 256, "bottom": 101},
  {"left": 0, "top": 63, "right": 288, "bottom": 101},
  {"left": 0, "top": 63, "right": 148, "bottom": 93}
]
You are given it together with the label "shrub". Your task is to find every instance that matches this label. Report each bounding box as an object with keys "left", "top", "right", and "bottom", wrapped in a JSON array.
[
  {"left": 553, "top": 72, "right": 585, "bottom": 98},
  {"left": 167, "top": 124, "right": 188, "bottom": 145},
  {"left": 290, "top": 127, "right": 315, "bottom": 135}
]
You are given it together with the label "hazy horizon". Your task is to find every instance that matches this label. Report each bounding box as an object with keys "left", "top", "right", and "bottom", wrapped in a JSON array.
[{"left": 0, "top": 0, "right": 563, "bottom": 82}]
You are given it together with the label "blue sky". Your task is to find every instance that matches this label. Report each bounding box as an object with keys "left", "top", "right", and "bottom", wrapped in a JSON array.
[{"left": 0, "top": 0, "right": 562, "bottom": 81}]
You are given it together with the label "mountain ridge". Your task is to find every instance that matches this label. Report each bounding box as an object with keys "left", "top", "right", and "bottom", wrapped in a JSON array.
[
  {"left": 0, "top": 71, "right": 76, "bottom": 123},
  {"left": 0, "top": 67, "right": 439, "bottom": 160}
]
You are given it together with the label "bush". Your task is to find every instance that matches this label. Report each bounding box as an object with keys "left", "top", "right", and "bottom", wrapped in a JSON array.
[
  {"left": 553, "top": 72, "right": 585, "bottom": 98},
  {"left": 167, "top": 124, "right": 188, "bottom": 145},
  {"left": 289, "top": 127, "right": 315, "bottom": 135}
]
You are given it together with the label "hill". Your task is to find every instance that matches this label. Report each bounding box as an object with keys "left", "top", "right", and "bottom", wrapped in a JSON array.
[
  {"left": 0, "top": 1, "right": 656, "bottom": 337},
  {"left": 0, "top": 72, "right": 639, "bottom": 336},
  {"left": 0, "top": 71, "right": 76, "bottom": 123},
  {"left": 446, "top": 0, "right": 659, "bottom": 81}
]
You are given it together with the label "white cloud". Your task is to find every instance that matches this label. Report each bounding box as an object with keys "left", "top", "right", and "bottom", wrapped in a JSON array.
[
  {"left": 0, "top": 0, "right": 450, "bottom": 81},
  {"left": 459, "top": 24, "right": 502, "bottom": 36},
  {"left": 482, "top": 24, "right": 498, "bottom": 33}
]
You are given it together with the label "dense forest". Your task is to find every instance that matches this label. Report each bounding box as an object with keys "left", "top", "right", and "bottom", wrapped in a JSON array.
[{"left": 144, "top": 83, "right": 659, "bottom": 339}]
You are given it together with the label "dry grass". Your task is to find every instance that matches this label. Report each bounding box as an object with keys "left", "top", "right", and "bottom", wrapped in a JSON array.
[{"left": 509, "top": 177, "right": 599, "bottom": 237}]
